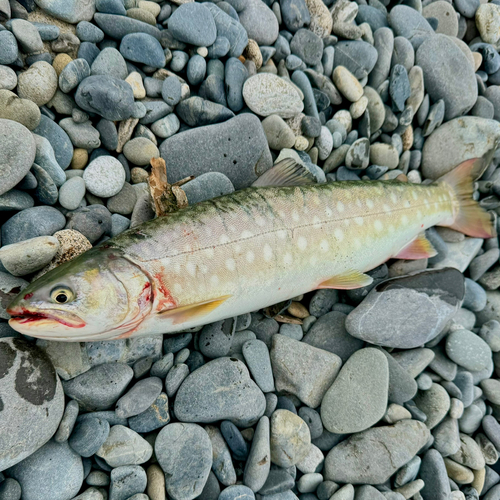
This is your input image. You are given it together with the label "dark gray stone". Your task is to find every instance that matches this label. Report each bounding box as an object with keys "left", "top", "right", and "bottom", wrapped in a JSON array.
[
  {"left": 76, "top": 21, "right": 104, "bottom": 43},
  {"left": 65, "top": 205, "right": 112, "bottom": 244},
  {"left": 159, "top": 113, "right": 272, "bottom": 189},
  {"left": 93, "top": 13, "right": 161, "bottom": 40},
  {"left": 32, "top": 115, "right": 73, "bottom": 170},
  {"left": 128, "top": 393, "right": 170, "bottom": 433},
  {"left": 90, "top": 47, "right": 127, "bottom": 79},
  {"left": 356, "top": 5, "right": 388, "bottom": 31},
  {"left": 199, "top": 319, "right": 235, "bottom": 359},
  {"left": 174, "top": 357, "right": 266, "bottom": 427},
  {"left": 333, "top": 40, "right": 378, "bottom": 80},
  {"left": 139, "top": 100, "right": 173, "bottom": 125},
  {"left": 280, "top": 0, "right": 310, "bottom": 32},
  {"left": 78, "top": 42, "right": 100, "bottom": 65},
  {"left": 388, "top": 5, "right": 435, "bottom": 49},
  {"left": 1, "top": 206, "right": 65, "bottom": 245},
  {"left": 115, "top": 377, "right": 163, "bottom": 419},
  {"left": 109, "top": 465, "right": 146, "bottom": 500},
  {"left": 204, "top": 3, "right": 248, "bottom": 58},
  {"left": 168, "top": 3, "right": 217, "bottom": 47},
  {"left": 207, "top": 36, "right": 231, "bottom": 59},
  {"left": 0, "top": 31, "right": 18, "bottom": 65},
  {"left": 389, "top": 64, "right": 410, "bottom": 112},
  {"left": 290, "top": 28, "right": 323, "bottom": 66},
  {"left": 220, "top": 420, "right": 248, "bottom": 460},
  {"left": 345, "top": 268, "right": 465, "bottom": 348},
  {"left": 302, "top": 311, "right": 363, "bottom": 362},
  {"left": 182, "top": 172, "right": 235, "bottom": 205},
  {"left": 161, "top": 76, "right": 181, "bottom": 107},
  {"left": 187, "top": 55, "right": 206, "bottom": 86},
  {"left": 62, "top": 363, "right": 134, "bottom": 411},
  {"left": 238, "top": 0, "right": 278, "bottom": 45},
  {"left": 379, "top": 348, "right": 418, "bottom": 405},
  {"left": 75, "top": 75, "right": 135, "bottom": 121},
  {"left": 96, "top": 0, "right": 126, "bottom": 15},
  {"left": 155, "top": 423, "right": 212, "bottom": 500},
  {"left": 32, "top": 162, "right": 58, "bottom": 205},
  {"left": 69, "top": 417, "right": 110, "bottom": 457},
  {"left": 0, "top": 190, "right": 34, "bottom": 212},
  {"left": 7, "top": 440, "right": 83, "bottom": 500},
  {"left": 416, "top": 34, "right": 478, "bottom": 120},
  {"left": 176, "top": 96, "right": 234, "bottom": 127},
  {"left": 225, "top": 57, "right": 247, "bottom": 112},
  {"left": 419, "top": 449, "right": 451, "bottom": 500},
  {"left": 120, "top": 33, "right": 165, "bottom": 68},
  {"left": 242, "top": 339, "right": 275, "bottom": 393},
  {"left": 96, "top": 119, "right": 118, "bottom": 151}
]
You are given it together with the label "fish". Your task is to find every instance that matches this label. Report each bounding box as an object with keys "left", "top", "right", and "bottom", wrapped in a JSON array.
[{"left": 6, "top": 154, "right": 497, "bottom": 341}]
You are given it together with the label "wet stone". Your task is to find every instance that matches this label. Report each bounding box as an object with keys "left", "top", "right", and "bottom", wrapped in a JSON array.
[
  {"left": 69, "top": 417, "right": 110, "bottom": 458},
  {"left": 115, "top": 377, "right": 163, "bottom": 419}
]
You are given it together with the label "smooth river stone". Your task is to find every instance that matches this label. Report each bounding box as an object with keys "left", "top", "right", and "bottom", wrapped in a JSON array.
[
  {"left": 0, "top": 119, "right": 36, "bottom": 196},
  {"left": 321, "top": 348, "right": 389, "bottom": 434},
  {"left": 174, "top": 357, "right": 266, "bottom": 427},
  {"left": 345, "top": 268, "right": 464, "bottom": 348},
  {"left": 324, "top": 420, "right": 431, "bottom": 484},
  {"left": 0, "top": 338, "right": 65, "bottom": 471},
  {"left": 242, "top": 74, "right": 304, "bottom": 118}
]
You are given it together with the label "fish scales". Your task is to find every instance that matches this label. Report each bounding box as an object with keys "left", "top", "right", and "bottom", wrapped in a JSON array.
[{"left": 113, "top": 181, "right": 454, "bottom": 323}]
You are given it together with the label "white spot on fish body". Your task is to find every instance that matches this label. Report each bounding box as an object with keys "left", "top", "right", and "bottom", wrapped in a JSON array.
[
  {"left": 241, "top": 230, "right": 253, "bottom": 239},
  {"left": 388, "top": 224, "right": 396, "bottom": 234},
  {"left": 355, "top": 217, "right": 364, "bottom": 226},
  {"left": 263, "top": 244, "right": 273, "bottom": 261},
  {"left": 173, "top": 283, "right": 183, "bottom": 294},
  {"left": 356, "top": 199, "right": 362, "bottom": 207},
  {"left": 219, "top": 235, "right": 230, "bottom": 245},
  {"left": 226, "top": 258, "right": 236, "bottom": 271},
  {"left": 401, "top": 214, "right": 409, "bottom": 225},
  {"left": 412, "top": 191, "right": 418, "bottom": 200},
  {"left": 366, "top": 199, "right": 374, "bottom": 209},
  {"left": 374, "top": 220, "right": 384, "bottom": 232},
  {"left": 297, "top": 236, "right": 308, "bottom": 251},
  {"left": 246, "top": 251, "right": 255, "bottom": 263},
  {"left": 334, "top": 228, "right": 344, "bottom": 241},
  {"left": 343, "top": 219, "right": 350, "bottom": 227},
  {"left": 325, "top": 206, "right": 333, "bottom": 217},
  {"left": 210, "top": 275, "right": 219, "bottom": 287},
  {"left": 383, "top": 204, "right": 391, "bottom": 213},
  {"left": 283, "top": 253, "right": 293, "bottom": 265},
  {"left": 391, "top": 193, "right": 398, "bottom": 203},
  {"left": 292, "top": 210, "right": 300, "bottom": 222},
  {"left": 337, "top": 201, "right": 345, "bottom": 212},
  {"left": 255, "top": 216, "right": 266, "bottom": 227},
  {"left": 277, "top": 230, "right": 287, "bottom": 240},
  {"left": 186, "top": 261, "right": 197, "bottom": 276},
  {"left": 354, "top": 238, "right": 362, "bottom": 249},
  {"left": 320, "top": 239, "right": 329, "bottom": 252},
  {"left": 204, "top": 248, "right": 214, "bottom": 259},
  {"left": 417, "top": 210, "right": 422, "bottom": 219},
  {"left": 404, "top": 200, "right": 411, "bottom": 208}
]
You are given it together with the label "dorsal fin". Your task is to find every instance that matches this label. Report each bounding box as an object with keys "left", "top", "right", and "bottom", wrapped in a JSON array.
[
  {"left": 252, "top": 159, "right": 316, "bottom": 187},
  {"left": 394, "top": 234, "right": 437, "bottom": 260}
]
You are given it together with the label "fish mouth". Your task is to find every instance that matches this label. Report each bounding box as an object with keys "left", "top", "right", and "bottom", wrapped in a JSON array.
[{"left": 7, "top": 307, "right": 86, "bottom": 330}]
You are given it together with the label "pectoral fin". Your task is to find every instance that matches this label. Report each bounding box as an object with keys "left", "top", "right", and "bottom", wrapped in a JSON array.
[
  {"left": 317, "top": 270, "right": 373, "bottom": 290},
  {"left": 158, "top": 295, "right": 231, "bottom": 325},
  {"left": 394, "top": 233, "right": 437, "bottom": 260},
  {"left": 251, "top": 159, "right": 316, "bottom": 187}
]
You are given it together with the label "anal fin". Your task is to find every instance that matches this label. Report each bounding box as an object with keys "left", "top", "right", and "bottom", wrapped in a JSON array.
[
  {"left": 251, "top": 159, "right": 316, "bottom": 187},
  {"left": 158, "top": 295, "right": 231, "bottom": 325},
  {"left": 317, "top": 270, "right": 373, "bottom": 290},
  {"left": 394, "top": 233, "right": 437, "bottom": 260}
]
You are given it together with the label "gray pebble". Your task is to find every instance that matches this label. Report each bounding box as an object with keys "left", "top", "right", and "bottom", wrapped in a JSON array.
[
  {"left": 69, "top": 417, "right": 110, "bottom": 458},
  {"left": 109, "top": 466, "right": 146, "bottom": 500},
  {"left": 165, "top": 363, "right": 189, "bottom": 397},
  {"left": 55, "top": 399, "right": 80, "bottom": 443},
  {"left": 242, "top": 339, "right": 275, "bottom": 393},
  {"left": 115, "top": 377, "right": 163, "bottom": 418}
]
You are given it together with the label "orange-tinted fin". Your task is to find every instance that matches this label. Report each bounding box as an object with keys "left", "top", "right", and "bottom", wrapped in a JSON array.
[
  {"left": 251, "top": 159, "right": 316, "bottom": 187},
  {"left": 437, "top": 156, "right": 497, "bottom": 238},
  {"left": 157, "top": 295, "right": 231, "bottom": 325},
  {"left": 317, "top": 270, "right": 373, "bottom": 290},
  {"left": 394, "top": 233, "right": 437, "bottom": 260}
]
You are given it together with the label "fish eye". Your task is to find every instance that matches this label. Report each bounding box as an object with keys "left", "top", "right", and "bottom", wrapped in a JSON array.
[{"left": 50, "top": 286, "right": 75, "bottom": 304}]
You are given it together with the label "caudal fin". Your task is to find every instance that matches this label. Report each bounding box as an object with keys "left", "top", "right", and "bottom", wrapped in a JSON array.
[{"left": 438, "top": 157, "right": 496, "bottom": 238}]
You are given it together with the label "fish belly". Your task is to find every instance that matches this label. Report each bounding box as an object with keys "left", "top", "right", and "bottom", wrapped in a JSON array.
[{"left": 124, "top": 181, "right": 455, "bottom": 336}]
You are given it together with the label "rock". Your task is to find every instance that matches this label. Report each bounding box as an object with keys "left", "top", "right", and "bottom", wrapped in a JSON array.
[
  {"left": 175, "top": 96, "right": 234, "bottom": 127},
  {"left": 93, "top": 13, "right": 161, "bottom": 40},
  {"left": 59, "top": 58, "right": 91, "bottom": 94},
  {"left": 69, "top": 417, "right": 110, "bottom": 458},
  {"left": 83, "top": 156, "right": 126, "bottom": 198},
  {"left": 416, "top": 35, "right": 477, "bottom": 121},
  {"left": 151, "top": 114, "right": 180, "bottom": 139},
  {"left": 59, "top": 177, "right": 86, "bottom": 210},
  {"left": 168, "top": 3, "right": 217, "bottom": 47},
  {"left": 120, "top": 33, "right": 165, "bottom": 68},
  {"left": 345, "top": 269, "right": 464, "bottom": 348},
  {"left": 32, "top": 115, "right": 73, "bottom": 170},
  {"left": 159, "top": 113, "right": 272, "bottom": 189},
  {"left": 0, "top": 236, "right": 59, "bottom": 276},
  {"left": 243, "top": 74, "right": 303, "bottom": 119},
  {"left": 115, "top": 377, "right": 162, "bottom": 419},
  {"left": 174, "top": 357, "right": 266, "bottom": 427},
  {"left": 413, "top": 383, "right": 451, "bottom": 429},
  {"left": 1, "top": 206, "right": 66, "bottom": 245},
  {"left": 332, "top": 66, "right": 363, "bottom": 103},
  {"left": 476, "top": 3, "right": 500, "bottom": 45},
  {"left": 239, "top": 0, "right": 279, "bottom": 45},
  {"left": 289, "top": 29, "right": 323, "bottom": 67},
  {"left": 7, "top": 440, "right": 83, "bottom": 500},
  {"left": 62, "top": 363, "right": 133, "bottom": 411},
  {"left": 0, "top": 118, "right": 36, "bottom": 196},
  {"left": 220, "top": 485, "right": 255, "bottom": 500},
  {"left": 0, "top": 89, "right": 41, "bottom": 130},
  {"left": 76, "top": 21, "right": 104, "bottom": 43},
  {"left": 281, "top": 0, "right": 310, "bottom": 32},
  {"left": 0, "top": 190, "right": 34, "bottom": 212},
  {"left": 270, "top": 410, "right": 311, "bottom": 467},
  {"left": 59, "top": 118, "right": 101, "bottom": 150},
  {"left": 370, "top": 143, "right": 399, "bottom": 169},
  {"left": 242, "top": 339, "right": 275, "bottom": 393},
  {"left": 109, "top": 466, "right": 147, "bottom": 500},
  {"left": 433, "top": 417, "right": 461, "bottom": 456},
  {"left": 123, "top": 137, "right": 159, "bottom": 166},
  {"left": 419, "top": 449, "right": 452, "bottom": 499},
  {"left": 225, "top": 57, "right": 248, "bottom": 112},
  {"left": 33, "top": 0, "right": 95, "bottom": 23},
  {"left": 244, "top": 416, "right": 270, "bottom": 492},
  {"left": 324, "top": 420, "right": 430, "bottom": 484},
  {"left": 304, "top": 0, "right": 332, "bottom": 37},
  {"left": 97, "top": 425, "right": 153, "bottom": 467},
  {"left": 155, "top": 423, "right": 212, "bottom": 500},
  {"left": 205, "top": 425, "right": 236, "bottom": 486},
  {"left": 270, "top": 334, "right": 342, "bottom": 408},
  {"left": 91, "top": 48, "right": 128, "bottom": 80},
  {"left": 182, "top": 172, "right": 234, "bottom": 205},
  {"left": 446, "top": 329, "right": 492, "bottom": 371},
  {"left": 17, "top": 61, "right": 58, "bottom": 107},
  {"left": 128, "top": 392, "right": 170, "bottom": 433},
  {"left": 0, "top": 338, "right": 65, "bottom": 471},
  {"left": 11, "top": 19, "right": 43, "bottom": 54},
  {"left": 381, "top": 349, "right": 418, "bottom": 405},
  {"left": 33, "top": 133, "right": 66, "bottom": 186},
  {"left": 65, "top": 204, "right": 112, "bottom": 243},
  {"left": 321, "top": 348, "right": 389, "bottom": 434},
  {"left": 302, "top": 311, "right": 363, "bottom": 362},
  {"left": 388, "top": 5, "right": 435, "bottom": 49},
  {"left": 0, "top": 31, "right": 18, "bottom": 65},
  {"left": 75, "top": 75, "right": 135, "bottom": 121}
]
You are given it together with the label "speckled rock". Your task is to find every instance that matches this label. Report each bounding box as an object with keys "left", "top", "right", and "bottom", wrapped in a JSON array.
[{"left": 17, "top": 61, "right": 58, "bottom": 107}]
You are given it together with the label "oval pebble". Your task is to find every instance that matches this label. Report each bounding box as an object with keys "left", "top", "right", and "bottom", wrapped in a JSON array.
[{"left": 83, "top": 156, "right": 126, "bottom": 197}]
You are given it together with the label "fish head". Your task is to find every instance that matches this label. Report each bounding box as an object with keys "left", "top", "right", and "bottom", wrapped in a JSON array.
[{"left": 6, "top": 246, "right": 153, "bottom": 341}]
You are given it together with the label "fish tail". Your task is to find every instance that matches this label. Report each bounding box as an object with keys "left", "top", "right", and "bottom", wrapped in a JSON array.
[{"left": 438, "top": 157, "right": 496, "bottom": 238}]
